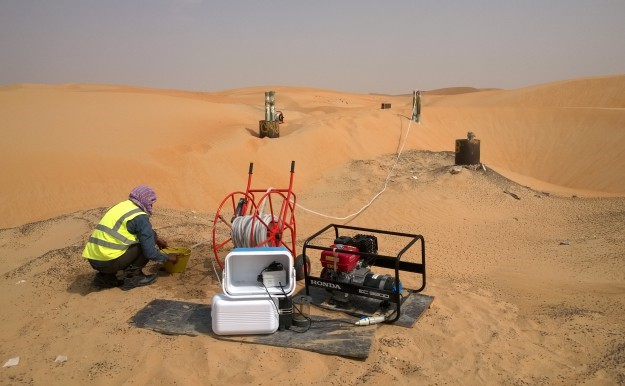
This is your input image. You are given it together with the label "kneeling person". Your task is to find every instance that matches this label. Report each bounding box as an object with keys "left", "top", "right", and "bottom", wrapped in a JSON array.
[{"left": 82, "top": 185, "right": 177, "bottom": 290}]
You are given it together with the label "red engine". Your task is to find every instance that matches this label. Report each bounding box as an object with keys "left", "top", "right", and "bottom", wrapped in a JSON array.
[
  {"left": 319, "top": 234, "right": 399, "bottom": 303},
  {"left": 320, "top": 244, "right": 360, "bottom": 272}
]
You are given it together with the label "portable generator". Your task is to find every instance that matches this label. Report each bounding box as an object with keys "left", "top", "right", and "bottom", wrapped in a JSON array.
[
  {"left": 318, "top": 234, "right": 400, "bottom": 303},
  {"left": 302, "top": 224, "right": 426, "bottom": 324}
]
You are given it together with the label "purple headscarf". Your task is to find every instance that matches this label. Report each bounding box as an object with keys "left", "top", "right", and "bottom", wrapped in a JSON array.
[{"left": 129, "top": 185, "right": 157, "bottom": 216}]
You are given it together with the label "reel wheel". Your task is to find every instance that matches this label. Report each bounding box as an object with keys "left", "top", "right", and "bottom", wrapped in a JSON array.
[
  {"left": 249, "top": 190, "right": 296, "bottom": 253},
  {"left": 212, "top": 191, "right": 257, "bottom": 269}
]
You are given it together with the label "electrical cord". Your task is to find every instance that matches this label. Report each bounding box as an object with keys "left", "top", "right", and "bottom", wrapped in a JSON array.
[
  {"left": 250, "top": 265, "right": 372, "bottom": 331},
  {"left": 293, "top": 114, "right": 415, "bottom": 220},
  {"left": 260, "top": 279, "right": 280, "bottom": 316},
  {"left": 290, "top": 303, "right": 355, "bottom": 332},
  {"left": 257, "top": 264, "right": 284, "bottom": 316}
]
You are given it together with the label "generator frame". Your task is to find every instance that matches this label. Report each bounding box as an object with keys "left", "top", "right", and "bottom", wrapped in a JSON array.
[{"left": 302, "top": 224, "right": 426, "bottom": 323}]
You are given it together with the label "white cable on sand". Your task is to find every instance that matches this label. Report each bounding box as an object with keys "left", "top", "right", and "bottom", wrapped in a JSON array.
[
  {"left": 191, "top": 240, "right": 210, "bottom": 249},
  {"left": 211, "top": 258, "right": 222, "bottom": 287},
  {"left": 295, "top": 115, "right": 415, "bottom": 220}
]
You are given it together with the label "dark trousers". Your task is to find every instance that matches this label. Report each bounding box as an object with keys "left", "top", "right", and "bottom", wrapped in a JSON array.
[{"left": 88, "top": 244, "right": 148, "bottom": 274}]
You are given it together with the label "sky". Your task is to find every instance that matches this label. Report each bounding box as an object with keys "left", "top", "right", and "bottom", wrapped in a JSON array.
[{"left": 1, "top": 0, "right": 624, "bottom": 94}]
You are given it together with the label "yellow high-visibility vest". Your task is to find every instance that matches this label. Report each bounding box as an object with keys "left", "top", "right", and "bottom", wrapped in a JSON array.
[{"left": 82, "top": 200, "right": 146, "bottom": 261}]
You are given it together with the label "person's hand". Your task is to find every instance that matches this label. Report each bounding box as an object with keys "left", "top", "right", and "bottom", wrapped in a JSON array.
[
  {"left": 156, "top": 237, "right": 169, "bottom": 250},
  {"left": 167, "top": 254, "right": 179, "bottom": 264}
]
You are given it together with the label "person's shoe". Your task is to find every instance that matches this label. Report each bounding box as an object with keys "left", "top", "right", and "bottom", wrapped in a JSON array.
[
  {"left": 120, "top": 266, "right": 157, "bottom": 291},
  {"left": 92, "top": 272, "right": 123, "bottom": 289}
]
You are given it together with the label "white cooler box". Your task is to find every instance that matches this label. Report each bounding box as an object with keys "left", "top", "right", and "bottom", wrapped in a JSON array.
[
  {"left": 211, "top": 294, "right": 279, "bottom": 335},
  {"left": 222, "top": 247, "right": 295, "bottom": 298}
]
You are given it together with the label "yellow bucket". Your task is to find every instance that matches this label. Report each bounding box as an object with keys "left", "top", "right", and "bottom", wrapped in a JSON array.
[{"left": 162, "top": 247, "right": 192, "bottom": 273}]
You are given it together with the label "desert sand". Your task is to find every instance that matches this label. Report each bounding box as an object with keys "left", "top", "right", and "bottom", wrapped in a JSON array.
[{"left": 1, "top": 75, "right": 624, "bottom": 385}]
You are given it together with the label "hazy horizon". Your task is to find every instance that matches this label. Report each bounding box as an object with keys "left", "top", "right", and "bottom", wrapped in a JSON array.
[{"left": 2, "top": 0, "right": 624, "bottom": 94}]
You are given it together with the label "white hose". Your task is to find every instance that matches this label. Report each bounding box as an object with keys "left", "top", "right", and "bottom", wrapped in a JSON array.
[{"left": 231, "top": 214, "right": 278, "bottom": 248}]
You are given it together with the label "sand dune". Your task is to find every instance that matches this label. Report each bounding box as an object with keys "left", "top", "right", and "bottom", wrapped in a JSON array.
[
  {"left": 1, "top": 76, "right": 624, "bottom": 385},
  {"left": 2, "top": 76, "right": 625, "bottom": 228}
]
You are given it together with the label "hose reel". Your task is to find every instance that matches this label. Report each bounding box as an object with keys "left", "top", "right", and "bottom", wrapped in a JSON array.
[{"left": 212, "top": 162, "right": 297, "bottom": 269}]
